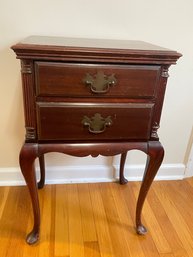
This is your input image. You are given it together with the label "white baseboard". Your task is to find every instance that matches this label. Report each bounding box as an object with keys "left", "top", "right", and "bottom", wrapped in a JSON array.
[
  {"left": 0, "top": 163, "right": 185, "bottom": 186},
  {"left": 114, "top": 163, "right": 185, "bottom": 181}
]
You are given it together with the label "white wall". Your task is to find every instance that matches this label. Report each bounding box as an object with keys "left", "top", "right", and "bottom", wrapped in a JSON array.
[{"left": 0, "top": 0, "right": 193, "bottom": 184}]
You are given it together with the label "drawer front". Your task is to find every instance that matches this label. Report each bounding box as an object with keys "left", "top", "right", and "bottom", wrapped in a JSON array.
[
  {"left": 36, "top": 102, "right": 154, "bottom": 141},
  {"left": 35, "top": 62, "right": 160, "bottom": 98}
]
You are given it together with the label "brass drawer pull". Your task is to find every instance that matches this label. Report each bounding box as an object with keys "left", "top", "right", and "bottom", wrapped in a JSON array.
[
  {"left": 82, "top": 113, "right": 113, "bottom": 134},
  {"left": 83, "top": 71, "right": 117, "bottom": 94}
]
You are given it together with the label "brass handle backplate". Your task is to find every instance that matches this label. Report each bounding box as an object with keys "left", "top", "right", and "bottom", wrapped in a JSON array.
[
  {"left": 82, "top": 113, "right": 113, "bottom": 134},
  {"left": 83, "top": 71, "right": 117, "bottom": 94}
]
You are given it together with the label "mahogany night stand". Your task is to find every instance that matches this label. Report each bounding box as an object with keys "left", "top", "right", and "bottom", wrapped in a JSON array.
[{"left": 11, "top": 36, "right": 181, "bottom": 244}]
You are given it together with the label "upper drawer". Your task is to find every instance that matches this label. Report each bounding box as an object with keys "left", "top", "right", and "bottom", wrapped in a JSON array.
[{"left": 35, "top": 62, "right": 161, "bottom": 98}]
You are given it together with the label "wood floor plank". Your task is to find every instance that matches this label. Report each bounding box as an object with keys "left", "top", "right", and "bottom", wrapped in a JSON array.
[
  {"left": 148, "top": 182, "right": 189, "bottom": 257},
  {"left": 100, "top": 183, "right": 131, "bottom": 257},
  {"left": 123, "top": 182, "right": 160, "bottom": 257},
  {"left": 186, "top": 177, "right": 193, "bottom": 188},
  {"left": 110, "top": 182, "right": 146, "bottom": 257},
  {"left": 168, "top": 180, "right": 193, "bottom": 232},
  {"left": 89, "top": 183, "right": 115, "bottom": 257},
  {"left": 38, "top": 185, "right": 53, "bottom": 257},
  {"left": 154, "top": 182, "right": 193, "bottom": 257},
  {"left": 2, "top": 178, "right": 193, "bottom": 257},
  {"left": 49, "top": 185, "right": 56, "bottom": 257},
  {"left": 67, "top": 184, "right": 84, "bottom": 257},
  {"left": 78, "top": 183, "right": 97, "bottom": 242},
  {"left": 22, "top": 214, "right": 39, "bottom": 257},
  {"left": 0, "top": 187, "right": 29, "bottom": 257},
  {"left": 159, "top": 254, "right": 175, "bottom": 257},
  {"left": 0, "top": 187, "right": 9, "bottom": 219},
  {"left": 131, "top": 182, "right": 171, "bottom": 254},
  {"left": 54, "top": 184, "right": 69, "bottom": 257},
  {"left": 84, "top": 241, "right": 101, "bottom": 257}
]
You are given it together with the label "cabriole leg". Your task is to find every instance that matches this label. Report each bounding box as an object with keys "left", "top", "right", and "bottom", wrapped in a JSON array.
[
  {"left": 38, "top": 155, "right": 45, "bottom": 189},
  {"left": 136, "top": 141, "right": 164, "bottom": 235},
  {"left": 119, "top": 152, "right": 128, "bottom": 184},
  {"left": 19, "top": 143, "right": 40, "bottom": 244}
]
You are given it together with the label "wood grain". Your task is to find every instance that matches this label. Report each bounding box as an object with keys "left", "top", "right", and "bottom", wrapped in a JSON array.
[
  {"left": 68, "top": 184, "right": 84, "bottom": 257},
  {"left": 35, "top": 62, "right": 159, "bottom": 98},
  {"left": 38, "top": 186, "right": 53, "bottom": 257},
  {"left": 54, "top": 184, "right": 69, "bottom": 257},
  {"left": 1, "top": 178, "right": 193, "bottom": 256},
  {"left": 122, "top": 182, "right": 160, "bottom": 257},
  {"left": 89, "top": 183, "right": 115, "bottom": 257},
  {"left": 132, "top": 182, "right": 171, "bottom": 254},
  {"left": 110, "top": 183, "right": 145, "bottom": 257},
  {"left": 78, "top": 184, "right": 97, "bottom": 242},
  {"left": 153, "top": 181, "right": 193, "bottom": 257},
  {"left": 147, "top": 182, "right": 189, "bottom": 257},
  {"left": 11, "top": 35, "right": 181, "bottom": 65}
]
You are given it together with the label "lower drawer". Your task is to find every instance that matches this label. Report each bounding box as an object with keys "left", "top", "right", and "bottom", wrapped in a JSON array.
[{"left": 36, "top": 102, "right": 154, "bottom": 141}]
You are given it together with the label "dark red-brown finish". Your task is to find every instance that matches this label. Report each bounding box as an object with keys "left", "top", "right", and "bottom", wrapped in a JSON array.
[
  {"left": 136, "top": 141, "right": 164, "bottom": 235},
  {"left": 19, "top": 143, "right": 40, "bottom": 244},
  {"left": 35, "top": 62, "right": 160, "bottom": 98},
  {"left": 37, "top": 155, "right": 45, "bottom": 189},
  {"left": 36, "top": 102, "right": 154, "bottom": 141},
  {"left": 12, "top": 36, "right": 181, "bottom": 244}
]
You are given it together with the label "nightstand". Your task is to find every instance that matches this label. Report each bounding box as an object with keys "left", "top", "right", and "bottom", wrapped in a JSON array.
[{"left": 12, "top": 36, "right": 181, "bottom": 244}]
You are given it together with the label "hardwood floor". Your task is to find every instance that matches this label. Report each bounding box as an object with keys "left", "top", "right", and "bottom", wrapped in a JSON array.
[{"left": 1, "top": 178, "right": 193, "bottom": 257}]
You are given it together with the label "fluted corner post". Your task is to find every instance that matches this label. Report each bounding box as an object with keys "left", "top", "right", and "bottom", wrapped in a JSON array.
[
  {"left": 136, "top": 141, "right": 164, "bottom": 235},
  {"left": 19, "top": 143, "right": 40, "bottom": 244}
]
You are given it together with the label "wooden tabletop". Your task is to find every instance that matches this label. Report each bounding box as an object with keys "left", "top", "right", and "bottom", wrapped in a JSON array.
[{"left": 11, "top": 35, "right": 182, "bottom": 64}]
